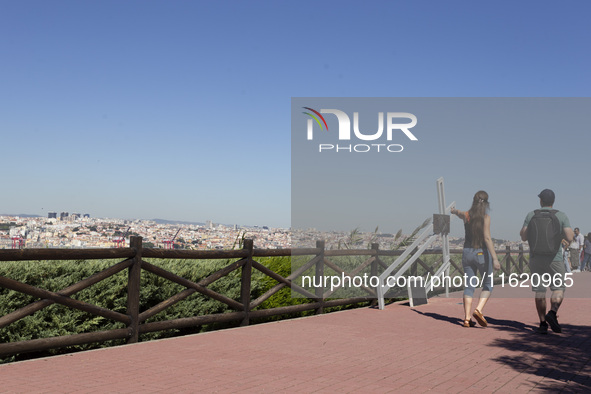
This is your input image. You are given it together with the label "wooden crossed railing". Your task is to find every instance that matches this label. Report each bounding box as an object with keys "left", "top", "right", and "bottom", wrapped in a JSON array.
[{"left": 0, "top": 237, "right": 530, "bottom": 357}]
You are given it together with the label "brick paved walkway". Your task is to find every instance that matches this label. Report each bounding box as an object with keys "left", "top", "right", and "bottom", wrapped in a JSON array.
[{"left": 1, "top": 273, "right": 591, "bottom": 393}]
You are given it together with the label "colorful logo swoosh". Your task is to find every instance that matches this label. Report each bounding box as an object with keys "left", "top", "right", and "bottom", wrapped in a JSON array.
[{"left": 302, "top": 107, "right": 328, "bottom": 131}]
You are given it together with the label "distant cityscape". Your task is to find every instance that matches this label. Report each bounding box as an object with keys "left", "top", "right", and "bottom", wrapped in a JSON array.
[
  {"left": 0, "top": 212, "right": 289, "bottom": 250},
  {"left": 0, "top": 212, "right": 528, "bottom": 251}
]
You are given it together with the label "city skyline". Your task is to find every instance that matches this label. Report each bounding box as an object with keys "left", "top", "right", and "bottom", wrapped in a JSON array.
[
  {"left": 2, "top": 1, "right": 590, "bottom": 241},
  {"left": 0, "top": 213, "right": 517, "bottom": 253},
  {"left": 0, "top": 211, "right": 275, "bottom": 229},
  {"left": 0, "top": 214, "right": 290, "bottom": 250}
]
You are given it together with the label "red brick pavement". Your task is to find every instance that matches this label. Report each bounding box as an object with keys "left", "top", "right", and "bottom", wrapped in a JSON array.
[{"left": 1, "top": 273, "right": 591, "bottom": 393}]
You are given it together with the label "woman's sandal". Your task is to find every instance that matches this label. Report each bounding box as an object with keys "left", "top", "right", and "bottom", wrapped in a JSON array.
[
  {"left": 472, "top": 309, "right": 488, "bottom": 327},
  {"left": 463, "top": 319, "right": 476, "bottom": 327}
]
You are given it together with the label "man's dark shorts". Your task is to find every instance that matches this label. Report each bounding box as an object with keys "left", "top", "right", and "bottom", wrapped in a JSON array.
[{"left": 530, "top": 254, "right": 567, "bottom": 292}]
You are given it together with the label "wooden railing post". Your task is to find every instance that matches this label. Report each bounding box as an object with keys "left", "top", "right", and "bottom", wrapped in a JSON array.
[
  {"left": 126, "top": 236, "right": 142, "bottom": 343},
  {"left": 370, "top": 243, "right": 379, "bottom": 282},
  {"left": 315, "top": 240, "right": 325, "bottom": 314},
  {"left": 519, "top": 244, "right": 525, "bottom": 272},
  {"left": 240, "top": 239, "right": 254, "bottom": 326},
  {"left": 370, "top": 243, "right": 379, "bottom": 306},
  {"left": 505, "top": 245, "right": 511, "bottom": 273}
]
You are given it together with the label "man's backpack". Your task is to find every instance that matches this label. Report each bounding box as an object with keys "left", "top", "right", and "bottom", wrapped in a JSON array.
[{"left": 527, "top": 209, "right": 562, "bottom": 256}]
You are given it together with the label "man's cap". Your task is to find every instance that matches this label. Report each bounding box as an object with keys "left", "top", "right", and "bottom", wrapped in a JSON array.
[{"left": 538, "top": 189, "right": 555, "bottom": 204}]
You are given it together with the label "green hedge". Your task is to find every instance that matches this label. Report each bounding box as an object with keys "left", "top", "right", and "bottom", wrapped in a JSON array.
[{"left": 0, "top": 256, "right": 371, "bottom": 363}]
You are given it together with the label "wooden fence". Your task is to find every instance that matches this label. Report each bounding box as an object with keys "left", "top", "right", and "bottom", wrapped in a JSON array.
[{"left": 0, "top": 237, "right": 530, "bottom": 357}]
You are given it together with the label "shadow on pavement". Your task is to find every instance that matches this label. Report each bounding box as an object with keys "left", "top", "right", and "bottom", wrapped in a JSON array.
[
  {"left": 413, "top": 308, "right": 591, "bottom": 391},
  {"left": 412, "top": 309, "right": 464, "bottom": 326},
  {"left": 489, "top": 323, "right": 591, "bottom": 392},
  {"left": 411, "top": 309, "right": 532, "bottom": 331}
]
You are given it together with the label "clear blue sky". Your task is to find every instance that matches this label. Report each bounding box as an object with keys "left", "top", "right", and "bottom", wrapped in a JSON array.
[{"left": 1, "top": 1, "right": 590, "bottom": 240}]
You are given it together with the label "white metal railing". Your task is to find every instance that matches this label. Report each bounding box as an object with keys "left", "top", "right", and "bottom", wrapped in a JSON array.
[{"left": 377, "top": 177, "right": 454, "bottom": 309}]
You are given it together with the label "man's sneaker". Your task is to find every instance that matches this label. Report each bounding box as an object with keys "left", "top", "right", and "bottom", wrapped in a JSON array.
[
  {"left": 545, "top": 311, "right": 562, "bottom": 333},
  {"left": 537, "top": 321, "right": 548, "bottom": 334}
]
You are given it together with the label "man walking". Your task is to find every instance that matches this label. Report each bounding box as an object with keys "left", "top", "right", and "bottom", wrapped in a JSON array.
[
  {"left": 520, "top": 189, "right": 574, "bottom": 334},
  {"left": 570, "top": 228, "right": 584, "bottom": 272}
]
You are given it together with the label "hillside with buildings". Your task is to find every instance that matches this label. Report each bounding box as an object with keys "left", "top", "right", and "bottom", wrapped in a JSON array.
[{"left": 0, "top": 213, "right": 524, "bottom": 251}]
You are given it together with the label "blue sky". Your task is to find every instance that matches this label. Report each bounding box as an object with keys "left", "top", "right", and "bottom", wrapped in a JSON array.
[{"left": 1, "top": 1, "right": 590, "bottom": 240}]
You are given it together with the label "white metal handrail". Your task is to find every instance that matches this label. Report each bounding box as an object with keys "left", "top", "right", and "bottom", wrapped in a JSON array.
[{"left": 377, "top": 177, "right": 455, "bottom": 309}]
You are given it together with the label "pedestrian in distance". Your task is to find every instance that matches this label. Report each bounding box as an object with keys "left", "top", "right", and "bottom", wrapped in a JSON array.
[
  {"left": 520, "top": 189, "right": 574, "bottom": 334},
  {"left": 451, "top": 190, "right": 501, "bottom": 328},
  {"left": 562, "top": 239, "right": 572, "bottom": 273},
  {"left": 580, "top": 233, "right": 591, "bottom": 272},
  {"left": 570, "top": 227, "right": 584, "bottom": 272}
]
